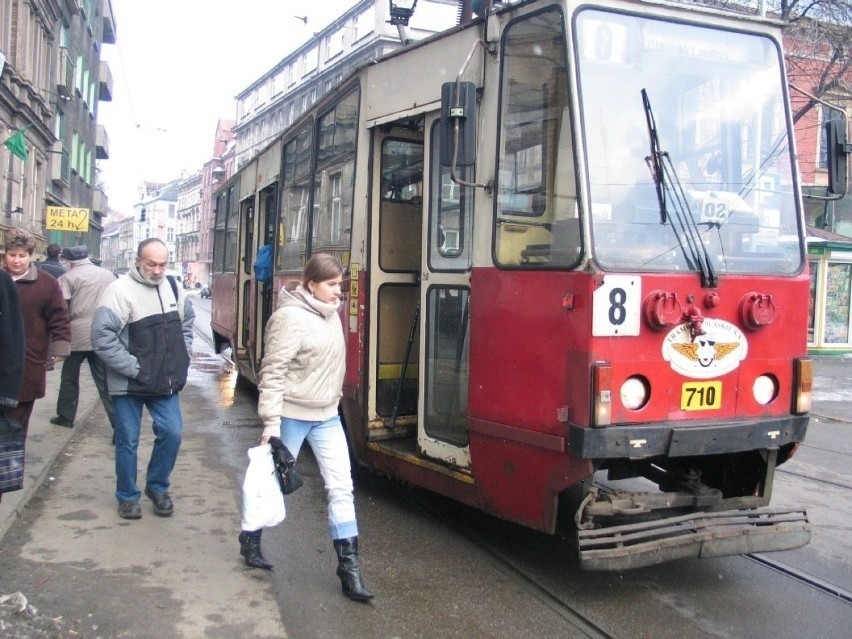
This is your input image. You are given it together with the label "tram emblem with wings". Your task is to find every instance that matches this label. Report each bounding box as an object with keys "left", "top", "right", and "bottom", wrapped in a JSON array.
[{"left": 662, "top": 319, "right": 748, "bottom": 379}]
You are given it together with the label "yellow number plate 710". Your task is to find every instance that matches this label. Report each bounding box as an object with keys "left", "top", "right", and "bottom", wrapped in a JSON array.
[{"left": 680, "top": 381, "right": 722, "bottom": 411}]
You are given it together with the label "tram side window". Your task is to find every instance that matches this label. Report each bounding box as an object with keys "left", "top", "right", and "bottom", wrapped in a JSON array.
[
  {"left": 213, "top": 184, "right": 239, "bottom": 273},
  {"left": 312, "top": 89, "right": 359, "bottom": 267},
  {"left": 429, "top": 120, "right": 471, "bottom": 271},
  {"left": 495, "top": 7, "right": 580, "bottom": 269},
  {"left": 278, "top": 124, "right": 313, "bottom": 274},
  {"left": 224, "top": 184, "right": 239, "bottom": 272},
  {"left": 213, "top": 192, "right": 226, "bottom": 273}
]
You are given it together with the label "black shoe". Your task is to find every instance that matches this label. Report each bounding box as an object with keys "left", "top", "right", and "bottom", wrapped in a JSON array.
[
  {"left": 333, "top": 537, "right": 374, "bottom": 601},
  {"left": 144, "top": 488, "right": 174, "bottom": 517},
  {"left": 239, "top": 530, "right": 273, "bottom": 570},
  {"left": 118, "top": 500, "right": 141, "bottom": 519},
  {"left": 50, "top": 415, "right": 74, "bottom": 428}
]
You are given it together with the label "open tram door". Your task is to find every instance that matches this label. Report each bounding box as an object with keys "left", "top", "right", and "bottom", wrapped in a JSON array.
[{"left": 366, "top": 113, "right": 472, "bottom": 469}]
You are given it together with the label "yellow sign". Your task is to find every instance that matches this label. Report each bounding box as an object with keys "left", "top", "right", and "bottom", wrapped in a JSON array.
[
  {"left": 680, "top": 381, "right": 722, "bottom": 411},
  {"left": 45, "top": 207, "right": 89, "bottom": 232}
]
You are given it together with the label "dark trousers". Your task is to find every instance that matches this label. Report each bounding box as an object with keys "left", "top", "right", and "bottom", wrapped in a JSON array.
[{"left": 56, "top": 351, "right": 116, "bottom": 428}]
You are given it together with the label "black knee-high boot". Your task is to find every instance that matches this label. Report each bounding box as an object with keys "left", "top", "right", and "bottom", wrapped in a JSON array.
[
  {"left": 333, "top": 536, "right": 374, "bottom": 601},
  {"left": 239, "top": 529, "right": 273, "bottom": 570}
]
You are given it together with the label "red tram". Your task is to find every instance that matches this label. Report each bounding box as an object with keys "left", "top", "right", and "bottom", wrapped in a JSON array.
[{"left": 211, "top": 0, "right": 849, "bottom": 569}]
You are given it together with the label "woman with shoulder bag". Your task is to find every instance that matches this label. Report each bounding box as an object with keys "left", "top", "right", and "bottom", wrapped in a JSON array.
[{"left": 238, "top": 253, "right": 374, "bottom": 602}]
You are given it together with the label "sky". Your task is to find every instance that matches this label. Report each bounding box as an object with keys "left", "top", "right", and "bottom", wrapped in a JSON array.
[{"left": 98, "top": 0, "right": 358, "bottom": 214}]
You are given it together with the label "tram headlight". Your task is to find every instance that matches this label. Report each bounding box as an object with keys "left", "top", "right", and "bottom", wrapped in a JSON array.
[
  {"left": 620, "top": 376, "right": 649, "bottom": 410},
  {"left": 752, "top": 374, "right": 778, "bottom": 405}
]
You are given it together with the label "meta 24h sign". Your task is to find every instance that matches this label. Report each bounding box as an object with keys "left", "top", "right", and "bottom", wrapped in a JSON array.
[{"left": 45, "top": 207, "right": 89, "bottom": 232}]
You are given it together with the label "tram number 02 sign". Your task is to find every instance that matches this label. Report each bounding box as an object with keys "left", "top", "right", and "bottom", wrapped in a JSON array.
[
  {"left": 45, "top": 206, "right": 90, "bottom": 232},
  {"left": 592, "top": 275, "right": 640, "bottom": 336}
]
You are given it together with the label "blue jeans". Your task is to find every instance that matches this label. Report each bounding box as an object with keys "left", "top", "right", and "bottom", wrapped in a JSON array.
[
  {"left": 113, "top": 394, "right": 182, "bottom": 502},
  {"left": 279, "top": 415, "right": 358, "bottom": 540}
]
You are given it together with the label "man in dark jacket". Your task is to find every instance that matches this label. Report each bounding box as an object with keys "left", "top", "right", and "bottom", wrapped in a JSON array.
[
  {"left": 91, "top": 238, "right": 194, "bottom": 520},
  {"left": 37, "top": 243, "right": 66, "bottom": 279}
]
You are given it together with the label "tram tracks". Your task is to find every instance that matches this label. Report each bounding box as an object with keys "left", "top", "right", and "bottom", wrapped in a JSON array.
[
  {"left": 745, "top": 553, "right": 852, "bottom": 605},
  {"left": 776, "top": 467, "right": 852, "bottom": 491},
  {"left": 395, "top": 486, "right": 618, "bottom": 639}
]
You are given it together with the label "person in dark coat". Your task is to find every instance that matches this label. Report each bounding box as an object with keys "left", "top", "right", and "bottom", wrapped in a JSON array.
[
  {"left": 0, "top": 268, "right": 25, "bottom": 504},
  {"left": 0, "top": 269, "right": 24, "bottom": 409},
  {"left": 37, "top": 243, "right": 67, "bottom": 279},
  {"left": 2, "top": 229, "right": 71, "bottom": 440}
]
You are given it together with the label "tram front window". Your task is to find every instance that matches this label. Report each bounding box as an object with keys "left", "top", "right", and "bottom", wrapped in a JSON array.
[{"left": 576, "top": 11, "right": 803, "bottom": 276}]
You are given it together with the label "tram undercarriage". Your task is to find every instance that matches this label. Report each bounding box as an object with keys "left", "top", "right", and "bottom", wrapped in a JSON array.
[{"left": 572, "top": 449, "right": 811, "bottom": 571}]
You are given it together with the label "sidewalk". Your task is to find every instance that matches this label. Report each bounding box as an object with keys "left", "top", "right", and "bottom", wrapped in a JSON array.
[
  {"left": 0, "top": 360, "right": 286, "bottom": 638},
  {"left": 0, "top": 367, "right": 99, "bottom": 541}
]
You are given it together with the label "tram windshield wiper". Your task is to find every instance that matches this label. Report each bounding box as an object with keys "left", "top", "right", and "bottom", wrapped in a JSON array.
[{"left": 641, "top": 89, "right": 718, "bottom": 288}]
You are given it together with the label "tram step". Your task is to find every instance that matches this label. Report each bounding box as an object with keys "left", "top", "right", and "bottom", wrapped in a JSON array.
[{"left": 577, "top": 507, "right": 810, "bottom": 571}]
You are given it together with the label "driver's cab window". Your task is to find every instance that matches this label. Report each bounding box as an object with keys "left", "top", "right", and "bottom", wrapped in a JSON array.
[{"left": 495, "top": 7, "right": 580, "bottom": 268}]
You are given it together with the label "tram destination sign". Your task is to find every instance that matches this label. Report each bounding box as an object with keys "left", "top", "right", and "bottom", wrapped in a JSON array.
[{"left": 45, "top": 206, "right": 90, "bottom": 232}]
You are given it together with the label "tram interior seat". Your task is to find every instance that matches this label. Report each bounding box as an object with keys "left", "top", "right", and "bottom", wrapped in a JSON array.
[{"left": 521, "top": 218, "right": 581, "bottom": 264}]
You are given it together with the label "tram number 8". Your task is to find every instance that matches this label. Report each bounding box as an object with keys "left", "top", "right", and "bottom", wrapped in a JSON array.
[
  {"left": 680, "top": 381, "right": 722, "bottom": 411},
  {"left": 609, "top": 287, "right": 627, "bottom": 325}
]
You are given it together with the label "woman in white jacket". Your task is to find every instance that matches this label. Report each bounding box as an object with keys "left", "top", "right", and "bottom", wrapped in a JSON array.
[{"left": 238, "top": 253, "right": 373, "bottom": 601}]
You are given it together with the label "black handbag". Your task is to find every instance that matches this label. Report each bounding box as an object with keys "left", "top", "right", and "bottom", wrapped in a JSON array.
[
  {"left": 0, "top": 413, "right": 25, "bottom": 493},
  {"left": 268, "top": 436, "right": 303, "bottom": 495}
]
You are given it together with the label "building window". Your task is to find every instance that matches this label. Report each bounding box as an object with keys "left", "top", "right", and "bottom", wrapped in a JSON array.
[
  {"left": 819, "top": 104, "right": 832, "bottom": 170},
  {"left": 304, "top": 45, "right": 318, "bottom": 75},
  {"left": 326, "top": 29, "right": 344, "bottom": 59},
  {"left": 354, "top": 8, "right": 374, "bottom": 43}
]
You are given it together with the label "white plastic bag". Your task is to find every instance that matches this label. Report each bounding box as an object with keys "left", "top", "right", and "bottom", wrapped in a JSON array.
[{"left": 240, "top": 443, "right": 286, "bottom": 530}]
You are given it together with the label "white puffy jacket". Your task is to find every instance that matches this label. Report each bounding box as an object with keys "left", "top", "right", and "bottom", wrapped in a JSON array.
[{"left": 257, "top": 284, "right": 345, "bottom": 437}]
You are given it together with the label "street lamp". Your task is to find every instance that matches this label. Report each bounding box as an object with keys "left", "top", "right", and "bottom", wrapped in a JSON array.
[{"left": 388, "top": 0, "right": 418, "bottom": 26}]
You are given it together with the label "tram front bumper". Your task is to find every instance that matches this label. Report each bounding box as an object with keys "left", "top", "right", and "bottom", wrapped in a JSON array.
[
  {"left": 577, "top": 507, "right": 810, "bottom": 571},
  {"left": 568, "top": 414, "right": 809, "bottom": 460}
]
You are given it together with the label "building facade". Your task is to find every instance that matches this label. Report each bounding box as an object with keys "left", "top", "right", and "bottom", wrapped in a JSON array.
[
  {"left": 233, "top": 0, "right": 459, "bottom": 168},
  {"left": 1, "top": 0, "right": 115, "bottom": 261},
  {"left": 176, "top": 170, "right": 202, "bottom": 287},
  {"left": 785, "top": 18, "right": 852, "bottom": 353}
]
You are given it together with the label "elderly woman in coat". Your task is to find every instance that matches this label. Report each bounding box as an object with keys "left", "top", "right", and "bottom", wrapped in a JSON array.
[{"left": 1, "top": 229, "right": 70, "bottom": 441}]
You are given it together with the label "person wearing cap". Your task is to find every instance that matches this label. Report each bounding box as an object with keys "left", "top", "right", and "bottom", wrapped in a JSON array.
[
  {"left": 51, "top": 245, "right": 118, "bottom": 432},
  {"left": 37, "top": 243, "right": 67, "bottom": 279}
]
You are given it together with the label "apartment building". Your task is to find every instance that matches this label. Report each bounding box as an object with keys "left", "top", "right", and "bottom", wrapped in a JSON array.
[
  {"left": 175, "top": 170, "right": 202, "bottom": 287},
  {"left": 1, "top": 0, "right": 115, "bottom": 260},
  {"left": 234, "top": 0, "right": 459, "bottom": 168}
]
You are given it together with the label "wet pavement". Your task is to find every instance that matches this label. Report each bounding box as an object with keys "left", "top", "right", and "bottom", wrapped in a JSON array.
[
  {"left": 0, "top": 315, "right": 285, "bottom": 638},
  {"left": 0, "top": 324, "right": 848, "bottom": 637}
]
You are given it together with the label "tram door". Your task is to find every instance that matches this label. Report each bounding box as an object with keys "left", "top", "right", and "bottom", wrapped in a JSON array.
[
  {"left": 252, "top": 185, "right": 278, "bottom": 368},
  {"left": 418, "top": 115, "right": 471, "bottom": 468},
  {"left": 367, "top": 116, "right": 471, "bottom": 469},
  {"left": 237, "top": 197, "right": 254, "bottom": 367}
]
